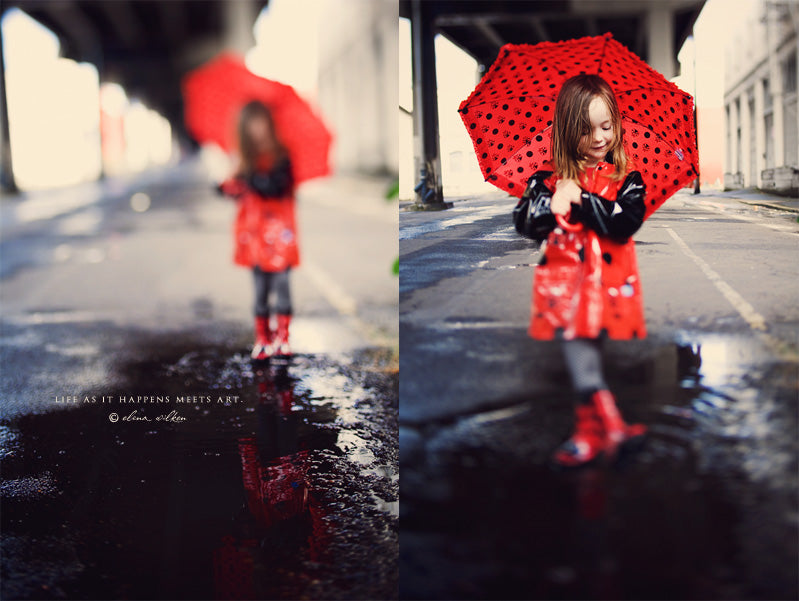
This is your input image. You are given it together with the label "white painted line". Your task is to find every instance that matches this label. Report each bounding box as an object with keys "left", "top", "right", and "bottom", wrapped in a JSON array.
[
  {"left": 430, "top": 321, "right": 520, "bottom": 330},
  {"left": 299, "top": 262, "right": 396, "bottom": 348},
  {"left": 300, "top": 261, "right": 358, "bottom": 317},
  {"left": 5, "top": 311, "right": 109, "bottom": 325},
  {"left": 665, "top": 226, "right": 766, "bottom": 331}
]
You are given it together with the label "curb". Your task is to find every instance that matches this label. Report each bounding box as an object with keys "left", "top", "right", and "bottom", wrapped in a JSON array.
[{"left": 737, "top": 200, "right": 799, "bottom": 214}]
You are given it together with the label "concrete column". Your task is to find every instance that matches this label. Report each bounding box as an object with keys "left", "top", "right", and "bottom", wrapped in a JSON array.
[
  {"left": 724, "top": 104, "right": 731, "bottom": 176},
  {"left": 0, "top": 30, "right": 18, "bottom": 194},
  {"left": 753, "top": 78, "right": 766, "bottom": 187},
  {"left": 410, "top": 0, "right": 449, "bottom": 209},
  {"left": 224, "top": 0, "right": 258, "bottom": 54},
  {"left": 646, "top": 6, "right": 675, "bottom": 78},
  {"left": 766, "top": 3, "right": 785, "bottom": 167},
  {"left": 729, "top": 97, "right": 739, "bottom": 181},
  {"left": 740, "top": 91, "right": 751, "bottom": 185}
]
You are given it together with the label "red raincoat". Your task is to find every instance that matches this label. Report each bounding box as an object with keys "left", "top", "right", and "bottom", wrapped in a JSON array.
[
  {"left": 219, "top": 154, "right": 299, "bottom": 272},
  {"left": 528, "top": 162, "right": 646, "bottom": 340}
]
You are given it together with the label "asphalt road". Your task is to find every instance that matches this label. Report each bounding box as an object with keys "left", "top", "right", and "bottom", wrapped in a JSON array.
[
  {"left": 399, "top": 188, "right": 799, "bottom": 600},
  {"left": 0, "top": 159, "right": 399, "bottom": 600}
]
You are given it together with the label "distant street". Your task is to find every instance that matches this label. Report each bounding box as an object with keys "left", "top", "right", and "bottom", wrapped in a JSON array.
[
  {"left": 0, "top": 159, "right": 399, "bottom": 600},
  {"left": 399, "top": 188, "right": 799, "bottom": 600}
]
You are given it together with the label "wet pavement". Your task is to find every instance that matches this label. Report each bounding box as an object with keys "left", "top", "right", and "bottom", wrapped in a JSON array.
[
  {"left": 1, "top": 160, "right": 399, "bottom": 599},
  {"left": 399, "top": 189, "right": 799, "bottom": 599},
  {"left": 2, "top": 330, "right": 398, "bottom": 600}
]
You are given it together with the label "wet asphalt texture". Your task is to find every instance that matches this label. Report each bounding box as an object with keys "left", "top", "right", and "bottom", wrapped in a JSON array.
[
  {"left": 399, "top": 190, "right": 799, "bottom": 600},
  {"left": 0, "top": 162, "right": 399, "bottom": 600}
]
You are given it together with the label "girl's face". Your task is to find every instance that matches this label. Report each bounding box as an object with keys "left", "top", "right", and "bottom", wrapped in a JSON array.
[
  {"left": 580, "top": 96, "right": 615, "bottom": 167},
  {"left": 245, "top": 115, "right": 275, "bottom": 150}
]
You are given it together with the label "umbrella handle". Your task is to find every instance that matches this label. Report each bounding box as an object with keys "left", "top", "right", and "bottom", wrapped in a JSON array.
[{"left": 556, "top": 213, "right": 583, "bottom": 232}]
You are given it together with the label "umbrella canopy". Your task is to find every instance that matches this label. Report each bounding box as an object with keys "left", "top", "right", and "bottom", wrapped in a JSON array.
[
  {"left": 459, "top": 33, "right": 698, "bottom": 219},
  {"left": 182, "top": 52, "right": 333, "bottom": 185}
]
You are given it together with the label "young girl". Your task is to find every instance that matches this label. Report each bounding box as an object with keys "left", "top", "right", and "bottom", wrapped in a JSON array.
[
  {"left": 519, "top": 74, "right": 648, "bottom": 467},
  {"left": 219, "top": 101, "right": 297, "bottom": 360}
]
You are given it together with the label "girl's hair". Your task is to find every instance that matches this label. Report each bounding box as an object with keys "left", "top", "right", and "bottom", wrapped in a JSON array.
[
  {"left": 236, "top": 100, "right": 287, "bottom": 174},
  {"left": 551, "top": 74, "right": 628, "bottom": 181}
]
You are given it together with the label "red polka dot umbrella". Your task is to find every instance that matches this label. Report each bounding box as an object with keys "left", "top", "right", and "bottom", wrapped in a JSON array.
[
  {"left": 458, "top": 33, "right": 698, "bottom": 220},
  {"left": 182, "top": 52, "right": 333, "bottom": 185}
]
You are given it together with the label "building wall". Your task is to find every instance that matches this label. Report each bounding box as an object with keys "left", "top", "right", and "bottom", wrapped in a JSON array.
[
  {"left": 317, "top": 0, "right": 398, "bottom": 176},
  {"left": 723, "top": 1, "right": 798, "bottom": 190}
]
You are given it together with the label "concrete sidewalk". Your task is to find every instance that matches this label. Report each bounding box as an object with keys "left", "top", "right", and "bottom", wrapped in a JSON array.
[{"left": 693, "top": 186, "right": 799, "bottom": 214}]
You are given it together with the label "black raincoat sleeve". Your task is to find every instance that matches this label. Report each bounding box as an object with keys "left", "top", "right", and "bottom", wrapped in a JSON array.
[
  {"left": 572, "top": 170, "right": 646, "bottom": 242},
  {"left": 247, "top": 157, "right": 294, "bottom": 198},
  {"left": 513, "top": 170, "right": 557, "bottom": 242}
]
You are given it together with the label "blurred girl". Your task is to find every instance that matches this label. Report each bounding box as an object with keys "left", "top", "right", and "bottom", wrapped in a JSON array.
[
  {"left": 219, "top": 101, "right": 297, "bottom": 360},
  {"left": 518, "top": 74, "right": 648, "bottom": 467}
]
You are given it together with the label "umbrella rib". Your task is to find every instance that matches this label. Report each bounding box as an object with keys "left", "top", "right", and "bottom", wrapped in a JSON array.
[
  {"left": 596, "top": 35, "right": 611, "bottom": 77},
  {"left": 614, "top": 84, "right": 692, "bottom": 98},
  {"left": 463, "top": 85, "right": 689, "bottom": 109},
  {"left": 623, "top": 113, "right": 692, "bottom": 145},
  {"left": 461, "top": 94, "right": 557, "bottom": 111}
]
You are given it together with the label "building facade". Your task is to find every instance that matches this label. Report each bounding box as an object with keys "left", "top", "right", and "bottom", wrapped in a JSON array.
[
  {"left": 317, "top": 0, "right": 398, "bottom": 176},
  {"left": 724, "top": 1, "right": 798, "bottom": 194}
]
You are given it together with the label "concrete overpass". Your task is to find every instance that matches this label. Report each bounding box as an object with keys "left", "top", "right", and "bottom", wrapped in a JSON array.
[
  {"left": 0, "top": 0, "right": 267, "bottom": 191},
  {"left": 400, "top": 0, "right": 706, "bottom": 208}
]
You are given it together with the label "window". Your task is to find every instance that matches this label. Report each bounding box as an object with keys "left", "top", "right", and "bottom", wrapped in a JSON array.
[{"left": 783, "top": 51, "right": 797, "bottom": 94}]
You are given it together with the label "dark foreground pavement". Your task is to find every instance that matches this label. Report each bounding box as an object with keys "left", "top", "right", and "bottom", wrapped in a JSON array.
[
  {"left": 0, "top": 159, "right": 399, "bottom": 600},
  {"left": 399, "top": 188, "right": 799, "bottom": 600}
]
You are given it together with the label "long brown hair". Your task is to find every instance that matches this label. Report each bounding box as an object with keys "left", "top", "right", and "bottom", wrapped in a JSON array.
[
  {"left": 236, "top": 100, "right": 288, "bottom": 174},
  {"left": 551, "top": 74, "right": 628, "bottom": 181}
]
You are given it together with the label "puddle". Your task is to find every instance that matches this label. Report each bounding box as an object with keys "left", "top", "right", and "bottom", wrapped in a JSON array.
[
  {"left": 399, "top": 204, "right": 510, "bottom": 240},
  {"left": 401, "top": 334, "right": 798, "bottom": 600},
  {"left": 0, "top": 337, "right": 398, "bottom": 600}
]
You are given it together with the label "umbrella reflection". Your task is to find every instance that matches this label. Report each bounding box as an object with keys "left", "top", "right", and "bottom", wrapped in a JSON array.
[
  {"left": 569, "top": 468, "right": 621, "bottom": 600},
  {"left": 212, "top": 366, "right": 338, "bottom": 599}
]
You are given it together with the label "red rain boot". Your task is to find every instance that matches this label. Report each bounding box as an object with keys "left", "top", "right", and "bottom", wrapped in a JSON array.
[
  {"left": 251, "top": 315, "right": 273, "bottom": 360},
  {"left": 552, "top": 404, "right": 607, "bottom": 467},
  {"left": 591, "top": 389, "right": 647, "bottom": 456},
  {"left": 272, "top": 314, "right": 292, "bottom": 357}
]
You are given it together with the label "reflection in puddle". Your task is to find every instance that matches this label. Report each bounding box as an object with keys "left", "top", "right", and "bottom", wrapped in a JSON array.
[
  {"left": 401, "top": 335, "right": 798, "bottom": 600},
  {"left": 0, "top": 344, "right": 397, "bottom": 600}
]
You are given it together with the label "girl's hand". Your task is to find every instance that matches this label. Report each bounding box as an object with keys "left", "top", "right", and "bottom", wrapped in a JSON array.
[{"left": 551, "top": 179, "right": 582, "bottom": 215}]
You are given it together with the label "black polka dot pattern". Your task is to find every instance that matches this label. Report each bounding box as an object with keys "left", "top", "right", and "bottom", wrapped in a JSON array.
[{"left": 458, "top": 33, "right": 698, "bottom": 220}]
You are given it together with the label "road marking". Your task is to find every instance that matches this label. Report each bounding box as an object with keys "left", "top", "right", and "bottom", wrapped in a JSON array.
[
  {"left": 665, "top": 226, "right": 766, "bottom": 331},
  {"left": 665, "top": 226, "right": 798, "bottom": 360},
  {"left": 430, "top": 321, "right": 520, "bottom": 330},
  {"left": 299, "top": 260, "right": 395, "bottom": 349},
  {"left": 5, "top": 311, "right": 108, "bottom": 325},
  {"left": 300, "top": 261, "right": 358, "bottom": 316}
]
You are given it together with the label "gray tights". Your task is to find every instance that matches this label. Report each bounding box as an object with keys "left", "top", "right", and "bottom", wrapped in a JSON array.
[
  {"left": 562, "top": 338, "right": 608, "bottom": 397},
  {"left": 253, "top": 267, "right": 292, "bottom": 316}
]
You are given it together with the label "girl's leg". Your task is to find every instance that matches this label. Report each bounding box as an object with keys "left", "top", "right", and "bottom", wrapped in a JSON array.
[
  {"left": 554, "top": 338, "right": 646, "bottom": 466},
  {"left": 272, "top": 269, "right": 292, "bottom": 356},
  {"left": 253, "top": 266, "right": 273, "bottom": 318},
  {"left": 552, "top": 338, "right": 607, "bottom": 466},
  {"left": 562, "top": 338, "right": 607, "bottom": 400},
  {"left": 252, "top": 267, "right": 274, "bottom": 359},
  {"left": 272, "top": 268, "right": 292, "bottom": 316}
]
